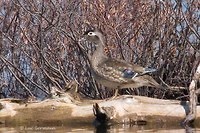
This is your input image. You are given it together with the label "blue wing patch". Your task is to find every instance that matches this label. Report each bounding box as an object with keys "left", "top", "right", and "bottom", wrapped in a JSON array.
[{"left": 122, "top": 69, "right": 138, "bottom": 79}]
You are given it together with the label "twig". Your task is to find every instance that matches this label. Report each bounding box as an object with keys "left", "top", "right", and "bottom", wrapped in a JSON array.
[
  {"left": 42, "top": 69, "right": 63, "bottom": 90},
  {"left": 0, "top": 55, "right": 49, "bottom": 95},
  {"left": 181, "top": 4, "right": 200, "bottom": 39},
  {"left": 0, "top": 56, "right": 34, "bottom": 97},
  {"left": 159, "top": 77, "right": 187, "bottom": 91}
]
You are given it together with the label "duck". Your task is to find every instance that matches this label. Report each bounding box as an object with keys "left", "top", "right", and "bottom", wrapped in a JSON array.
[{"left": 79, "top": 29, "right": 163, "bottom": 98}]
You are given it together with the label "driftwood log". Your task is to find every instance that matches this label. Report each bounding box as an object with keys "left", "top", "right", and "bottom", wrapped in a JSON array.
[{"left": 0, "top": 92, "right": 200, "bottom": 127}]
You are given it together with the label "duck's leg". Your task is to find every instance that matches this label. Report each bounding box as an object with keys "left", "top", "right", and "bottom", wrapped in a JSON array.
[
  {"left": 110, "top": 88, "right": 119, "bottom": 99},
  {"left": 114, "top": 89, "right": 119, "bottom": 97}
]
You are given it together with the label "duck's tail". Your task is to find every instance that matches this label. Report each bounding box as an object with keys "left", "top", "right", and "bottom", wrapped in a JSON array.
[{"left": 144, "top": 67, "right": 157, "bottom": 73}]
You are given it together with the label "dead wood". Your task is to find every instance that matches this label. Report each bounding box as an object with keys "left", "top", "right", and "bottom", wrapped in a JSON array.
[
  {"left": 183, "top": 63, "right": 200, "bottom": 125},
  {"left": 0, "top": 92, "right": 200, "bottom": 126}
]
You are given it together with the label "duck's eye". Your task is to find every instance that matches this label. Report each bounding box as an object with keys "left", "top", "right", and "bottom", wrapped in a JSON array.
[{"left": 88, "top": 32, "right": 95, "bottom": 36}]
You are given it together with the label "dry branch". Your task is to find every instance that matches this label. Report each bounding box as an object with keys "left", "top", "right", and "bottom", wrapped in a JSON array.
[{"left": 183, "top": 63, "right": 200, "bottom": 124}]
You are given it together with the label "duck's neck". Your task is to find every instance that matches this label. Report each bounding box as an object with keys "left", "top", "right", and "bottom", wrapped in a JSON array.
[{"left": 91, "top": 40, "right": 107, "bottom": 67}]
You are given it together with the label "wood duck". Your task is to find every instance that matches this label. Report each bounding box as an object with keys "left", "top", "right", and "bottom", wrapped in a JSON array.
[{"left": 80, "top": 29, "right": 163, "bottom": 98}]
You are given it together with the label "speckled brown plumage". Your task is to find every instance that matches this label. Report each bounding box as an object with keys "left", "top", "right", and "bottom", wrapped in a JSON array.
[{"left": 80, "top": 29, "right": 163, "bottom": 98}]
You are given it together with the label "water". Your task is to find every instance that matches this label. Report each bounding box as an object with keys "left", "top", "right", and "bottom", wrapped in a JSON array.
[{"left": 0, "top": 124, "right": 200, "bottom": 133}]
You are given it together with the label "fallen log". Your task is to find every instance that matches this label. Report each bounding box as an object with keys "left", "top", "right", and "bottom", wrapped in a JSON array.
[{"left": 0, "top": 92, "right": 200, "bottom": 127}]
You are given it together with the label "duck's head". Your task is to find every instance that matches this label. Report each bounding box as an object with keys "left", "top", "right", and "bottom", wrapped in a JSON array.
[{"left": 80, "top": 29, "right": 105, "bottom": 45}]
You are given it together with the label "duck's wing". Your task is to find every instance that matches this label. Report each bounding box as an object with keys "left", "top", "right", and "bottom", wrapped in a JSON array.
[
  {"left": 95, "top": 58, "right": 155, "bottom": 82},
  {"left": 96, "top": 58, "right": 138, "bottom": 83}
]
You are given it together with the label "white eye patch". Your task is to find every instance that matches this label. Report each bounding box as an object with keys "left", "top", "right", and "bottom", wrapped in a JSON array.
[{"left": 88, "top": 32, "right": 96, "bottom": 36}]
